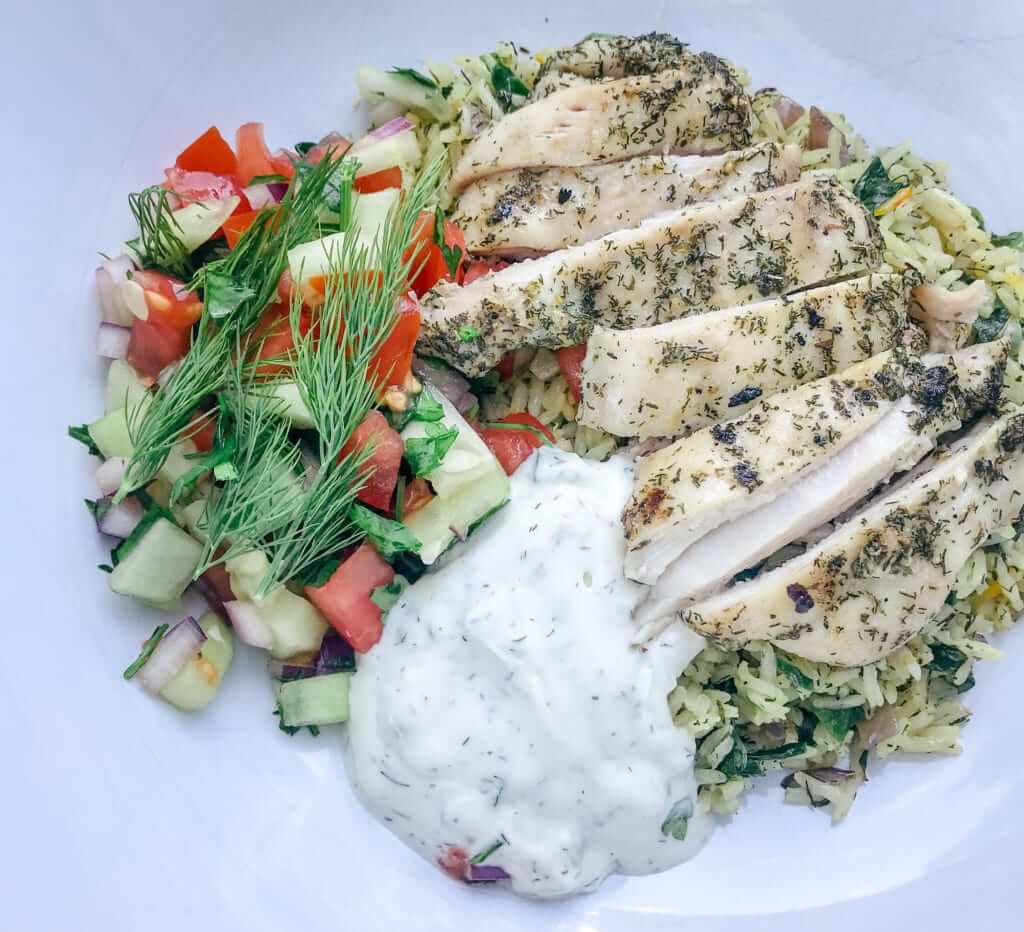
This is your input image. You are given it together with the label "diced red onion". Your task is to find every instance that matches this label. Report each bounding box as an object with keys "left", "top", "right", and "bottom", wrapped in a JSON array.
[
  {"left": 267, "top": 182, "right": 289, "bottom": 201},
  {"left": 244, "top": 183, "right": 276, "bottom": 209},
  {"left": 170, "top": 281, "right": 192, "bottom": 302},
  {"left": 97, "top": 322, "right": 131, "bottom": 359},
  {"left": 856, "top": 707, "right": 899, "bottom": 750},
  {"left": 808, "top": 106, "right": 850, "bottom": 163},
  {"left": 774, "top": 95, "right": 805, "bottom": 130},
  {"left": 96, "top": 496, "right": 144, "bottom": 538},
  {"left": 138, "top": 617, "right": 206, "bottom": 693},
  {"left": 95, "top": 457, "right": 126, "bottom": 496},
  {"left": 412, "top": 357, "right": 474, "bottom": 413},
  {"left": 268, "top": 657, "right": 318, "bottom": 681},
  {"left": 316, "top": 631, "right": 356, "bottom": 675},
  {"left": 466, "top": 864, "right": 510, "bottom": 883},
  {"left": 224, "top": 600, "right": 274, "bottom": 650},
  {"left": 367, "top": 116, "right": 414, "bottom": 141},
  {"left": 96, "top": 254, "right": 137, "bottom": 326}
]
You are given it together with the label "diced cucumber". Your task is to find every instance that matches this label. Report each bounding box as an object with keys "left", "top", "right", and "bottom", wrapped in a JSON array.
[
  {"left": 403, "top": 469, "right": 510, "bottom": 564},
  {"left": 108, "top": 517, "right": 202, "bottom": 609},
  {"left": 245, "top": 381, "right": 314, "bottom": 429},
  {"left": 276, "top": 672, "right": 351, "bottom": 727},
  {"left": 353, "top": 131, "right": 423, "bottom": 177},
  {"left": 104, "top": 359, "right": 150, "bottom": 414},
  {"left": 180, "top": 498, "right": 209, "bottom": 541},
  {"left": 159, "top": 613, "right": 234, "bottom": 712},
  {"left": 355, "top": 66, "right": 450, "bottom": 121},
  {"left": 89, "top": 407, "right": 135, "bottom": 459},
  {"left": 400, "top": 385, "right": 509, "bottom": 563},
  {"left": 226, "top": 551, "right": 329, "bottom": 659},
  {"left": 169, "top": 196, "right": 239, "bottom": 252},
  {"left": 352, "top": 188, "right": 401, "bottom": 243},
  {"left": 88, "top": 405, "right": 201, "bottom": 494},
  {"left": 288, "top": 232, "right": 346, "bottom": 283},
  {"left": 401, "top": 389, "right": 507, "bottom": 498}
]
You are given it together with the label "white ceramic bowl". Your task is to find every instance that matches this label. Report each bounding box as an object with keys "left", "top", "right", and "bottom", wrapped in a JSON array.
[{"left": 4, "top": 1, "right": 1023, "bottom": 929}]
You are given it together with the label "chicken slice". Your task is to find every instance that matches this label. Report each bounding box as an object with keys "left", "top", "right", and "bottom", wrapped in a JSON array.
[
  {"left": 420, "top": 176, "right": 883, "bottom": 377},
  {"left": 452, "top": 142, "right": 801, "bottom": 258},
  {"left": 677, "top": 408, "right": 1024, "bottom": 666},
  {"left": 529, "top": 31, "right": 692, "bottom": 99},
  {"left": 579, "top": 273, "right": 905, "bottom": 439},
  {"left": 449, "top": 63, "right": 753, "bottom": 195},
  {"left": 630, "top": 342, "right": 1009, "bottom": 639}
]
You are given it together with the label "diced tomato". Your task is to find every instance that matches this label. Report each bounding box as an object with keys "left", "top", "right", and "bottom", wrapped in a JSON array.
[
  {"left": 236, "top": 122, "right": 278, "bottom": 185},
  {"left": 404, "top": 211, "right": 466, "bottom": 296},
  {"left": 222, "top": 209, "right": 262, "bottom": 248},
  {"left": 437, "top": 846, "right": 470, "bottom": 882},
  {"left": 497, "top": 352, "right": 516, "bottom": 381},
  {"left": 460, "top": 258, "right": 508, "bottom": 286},
  {"left": 127, "top": 316, "right": 192, "bottom": 382},
  {"left": 305, "top": 542, "right": 394, "bottom": 653},
  {"left": 131, "top": 270, "right": 203, "bottom": 330},
  {"left": 175, "top": 126, "right": 238, "bottom": 177},
  {"left": 164, "top": 167, "right": 245, "bottom": 205},
  {"left": 370, "top": 294, "right": 420, "bottom": 388},
  {"left": 339, "top": 410, "right": 404, "bottom": 510},
  {"left": 556, "top": 343, "right": 587, "bottom": 404},
  {"left": 305, "top": 132, "right": 351, "bottom": 165},
  {"left": 269, "top": 150, "right": 296, "bottom": 180},
  {"left": 247, "top": 302, "right": 311, "bottom": 375},
  {"left": 353, "top": 166, "right": 402, "bottom": 194},
  {"left": 189, "top": 409, "right": 217, "bottom": 453},
  {"left": 401, "top": 477, "right": 433, "bottom": 517},
  {"left": 480, "top": 412, "right": 555, "bottom": 475}
]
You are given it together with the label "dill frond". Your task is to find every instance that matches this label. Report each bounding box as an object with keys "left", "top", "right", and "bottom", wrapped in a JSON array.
[
  {"left": 115, "top": 154, "right": 349, "bottom": 502},
  {"left": 127, "top": 185, "right": 192, "bottom": 280},
  {"left": 257, "top": 157, "right": 444, "bottom": 594},
  {"left": 192, "top": 366, "right": 307, "bottom": 574}
]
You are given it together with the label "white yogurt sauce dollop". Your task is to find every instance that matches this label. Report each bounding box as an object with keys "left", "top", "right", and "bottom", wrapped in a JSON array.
[{"left": 345, "top": 448, "right": 709, "bottom": 898}]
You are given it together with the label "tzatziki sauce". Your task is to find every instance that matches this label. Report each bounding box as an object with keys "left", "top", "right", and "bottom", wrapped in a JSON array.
[{"left": 345, "top": 447, "right": 709, "bottom": 898}]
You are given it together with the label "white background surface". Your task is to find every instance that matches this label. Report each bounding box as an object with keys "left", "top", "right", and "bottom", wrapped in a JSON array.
[{"left": 3, "top": 1, "right": 1023, "bottom": 928}]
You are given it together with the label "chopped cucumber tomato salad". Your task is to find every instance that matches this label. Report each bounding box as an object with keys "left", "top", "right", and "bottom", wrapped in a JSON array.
[{"left": 71, "top": 120, "right": 554, "bottom": 729}]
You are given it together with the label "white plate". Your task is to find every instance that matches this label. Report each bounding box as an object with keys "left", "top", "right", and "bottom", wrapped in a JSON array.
[{"left": 4, "top": 1, "right": 1023, "bottom": 928}]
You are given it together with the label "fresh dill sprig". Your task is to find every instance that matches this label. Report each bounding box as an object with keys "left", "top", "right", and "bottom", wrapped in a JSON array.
[
  {"left": 256, "top": 157, "right": 444, "bottom": 594},
  {"left": 115, "top": 154, "right": 348, "bottom": 502},
  {"left": 192, "top": 363, "right": 307, "bottom": 575},
  {"left": 127, "top": 185, "right": 192, "bottom": 279}
]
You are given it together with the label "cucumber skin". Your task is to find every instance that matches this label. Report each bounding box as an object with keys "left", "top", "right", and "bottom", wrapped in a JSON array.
[
  {"left": 276, "top": 672, "right": 351, "bottom": 727},
  {"left": 108, "top": 518, "right": 202, "bottom": 609}
]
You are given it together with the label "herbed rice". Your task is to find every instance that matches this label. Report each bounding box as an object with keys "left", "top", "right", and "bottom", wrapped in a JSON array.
[{"left": 362, "top": 45, "right": 1024, "bottom": 820}]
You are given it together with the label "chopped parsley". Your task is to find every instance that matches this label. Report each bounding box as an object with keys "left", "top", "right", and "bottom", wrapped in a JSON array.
[
  {"left": 390, "top": 66, "right": 438, "bottom": 89},
  {"left": 203, "top": 268, "right": 256, "bottom": 320},
  {"left": 404, "top": 421, "right": 459, "bottom": 476},
  {"left": 490, "top": 62, "right": 529, "bottom": 110},
  {"left": 852, "top": 157, "right": 903, "bottom": 212},
  {"left": 69, "top": 423, "right": 101, "bottom": 457},
  {"left": 349, "top": 503, "right": 422, "bottom": 559},
  {"left": 458, "top": 325, "right": 482, "bottom": 342}
]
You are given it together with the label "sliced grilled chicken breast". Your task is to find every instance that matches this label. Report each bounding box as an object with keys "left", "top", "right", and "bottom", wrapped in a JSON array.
[
  {"left": 452, "top": 143, "right": 801, "bottom": 257},
  {"left": 530, "top": 32, "right": 692, "bottom": 99},
  {"left": 449, "top": 63, "right": 753, "bottom": 195},
  {"left": 420, "top": 176, "right": 883, "bottom": 377},
  {"left": 578, "top": 274, "right": 905, "bottom": 439},
  {"left": 629, "top": 342, "right": 1008, "bottom": 639},
  {"left": 677, "top": 408, "right": 1024, "bottom": 666}
]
